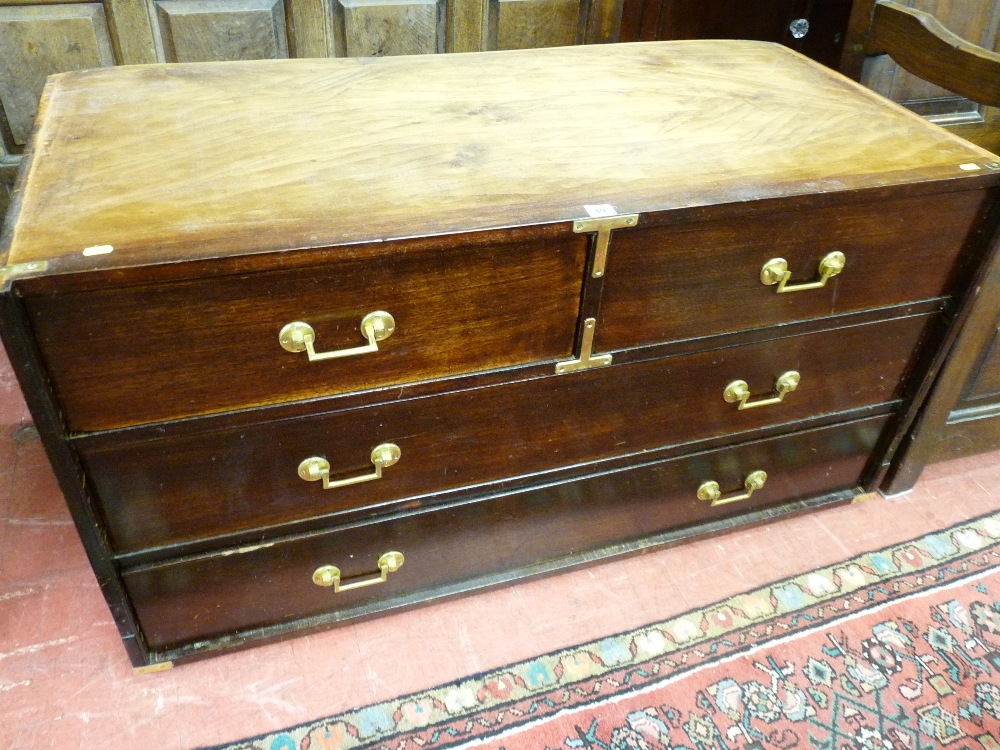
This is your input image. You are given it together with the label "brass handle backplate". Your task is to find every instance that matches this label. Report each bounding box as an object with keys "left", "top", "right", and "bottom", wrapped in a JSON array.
[
  {"left": 298, "top": 443, "right": 401, "bottom": 490},
  {"left": 279, "top": 311, "right": 395, "bottom": 361},
  {"left": 724, "top": 371, "right": 800, "bottom": 410},
  {"left": 313, "top": 551, "right": 404, "bottom": 592},
  {"left": 697, "top": 470, "right": 767, "bottom": 507},
  {"left": 760, "top": 251, "right": 845, "bottom": 293}
]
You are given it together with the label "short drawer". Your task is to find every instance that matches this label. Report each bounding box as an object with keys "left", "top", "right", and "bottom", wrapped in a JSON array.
[
  {"left": 24, "top": 236, "right": 587, "bottom": 431},
  {"left": 123, "top": 413, "right": 889, "bottom": 653},
  {"left": 84, "top": 313, "right": 931, "bottom": 552},
  {"left": 594, "top": 190, "right": 986, "bottom": 350}
]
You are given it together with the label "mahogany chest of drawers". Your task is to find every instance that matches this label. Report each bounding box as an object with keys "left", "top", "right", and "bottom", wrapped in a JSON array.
[{"left": 2, "top": 41, "right": 999, "bottom": 667}]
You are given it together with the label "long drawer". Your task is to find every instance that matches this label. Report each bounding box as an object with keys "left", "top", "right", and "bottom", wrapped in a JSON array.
[
  {"left": 24, "top": 236, "right": 587, "bottom": 431},
  {"left": 595, "top": 190, "right": 986, "bottom": 350},
  {"left": 123, "top": 413, "right": 889, "bottom": 653},
  {"left": 83, "top": 313, "right": 930, "bottom": 552}
]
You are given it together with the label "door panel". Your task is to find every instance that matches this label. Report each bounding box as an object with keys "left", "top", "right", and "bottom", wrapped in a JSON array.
[
  {"left": 961, "top": 327, "right": 1000, "bottom": 402},
  {"left": 151, "top": 0, "right": 290, "bottom": 61},
  {"left": 489, "top": 0, "right": 585, "bottom": 49},
  {"left": 0, "top": 4, "right": 115, "bottom": 151},
  {"left": 334, "top": 0, "right": 445, "bottom": 55}
]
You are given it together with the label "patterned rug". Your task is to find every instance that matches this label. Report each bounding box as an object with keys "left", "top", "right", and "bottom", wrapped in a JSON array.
[{"left": 204, "top": 511, "right": 1000, "bottom": 750}]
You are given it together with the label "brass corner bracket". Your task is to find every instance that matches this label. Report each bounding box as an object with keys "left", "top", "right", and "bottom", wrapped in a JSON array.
[{"left": 0, "top": 260, "right": 48, "bottom": 282}]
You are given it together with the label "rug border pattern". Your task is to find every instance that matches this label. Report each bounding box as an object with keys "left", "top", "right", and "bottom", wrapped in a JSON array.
[{"left": 203, "top": 510, "right": 1000, "bottom": 750}]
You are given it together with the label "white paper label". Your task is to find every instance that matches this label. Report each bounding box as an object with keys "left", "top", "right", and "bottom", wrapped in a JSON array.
[
  {"left": 583, "top": 204, "right": 618, "bottom": 218},
  {"left": 82, "top": 245, "right": 114, "bottom": 256}
]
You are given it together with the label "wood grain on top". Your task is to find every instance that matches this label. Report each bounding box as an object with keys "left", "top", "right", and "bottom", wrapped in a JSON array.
[{"left": 5, "top": 40, "right": 997, "bottom": 272}]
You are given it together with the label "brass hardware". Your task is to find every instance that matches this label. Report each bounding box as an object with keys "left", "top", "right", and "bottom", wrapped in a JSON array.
[
  {"left": 298, "top": 443, "right": 401, "bottom": 490},
  {"left": 697, "top": 470, "right": 768, "bottom": 507},
  {"left": 279, "top": 311, "right": 395, "bottom": 360},
  {"left": 760, "top": 251, "right": 845, "bottom": 293},
  {"left": 573, "top": 214, "right": 639, "bottom": 278},
  {"left": 723, "top": 371, "right": 800, "bottom": 410},
  {"left": 0, "top": 260, "right": 48, "bottom": 282},
  {"left": 313, "top": 551, "right": 404, "bottom": 592},
  {"left": 556, "top": 318, "right": 612, "bottom": 373}
]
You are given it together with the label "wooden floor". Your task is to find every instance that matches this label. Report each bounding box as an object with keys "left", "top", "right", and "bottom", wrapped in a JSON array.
[{"left": 2, "top": 341, "right": 999, "bottom": 748}]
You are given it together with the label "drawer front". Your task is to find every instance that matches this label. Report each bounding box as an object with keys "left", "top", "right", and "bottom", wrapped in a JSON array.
[
  {"left": 123, "top": 414, "right": 889, "bottom": 652},
  {"left": 25, "top": 236, "right": 587, "bottom": 431},
  {"left": 595, "top": 190, "right": 986, "bottom": 351},
  {"left": 85, "top": 313, "right": 930, "bottom": 552}
]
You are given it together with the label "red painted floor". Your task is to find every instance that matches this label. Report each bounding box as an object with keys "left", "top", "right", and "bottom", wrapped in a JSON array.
[{"left": 2, "top": 343, "right": 999, "bottom": 748}]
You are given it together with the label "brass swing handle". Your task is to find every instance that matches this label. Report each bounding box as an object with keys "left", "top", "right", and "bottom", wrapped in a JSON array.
[
  {"left": 298, "top": 443, "right": 401, "bottom": 490},
  {"left": 697, "top": 470, "right": 767, "bottom": 507},
  {"left": 724, "top": 371, "right": 800, "bottom": 410},
  {"left": 279, "top": 311, "right": 395, "bottom": 361},
  {"left": 760, "top": 251, "right": 845, "bottom": 293},
  {"left": 313, "top": 551, "right": 404, "bottom": 592}
]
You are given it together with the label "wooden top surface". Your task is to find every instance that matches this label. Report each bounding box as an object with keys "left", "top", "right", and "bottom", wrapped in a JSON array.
[{"left": 4, "top": 40, "right": 998, "bottom": 274}]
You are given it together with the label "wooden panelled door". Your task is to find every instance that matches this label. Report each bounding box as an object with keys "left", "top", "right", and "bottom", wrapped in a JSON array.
[{"left": 630, "top": 0, "right": 854, "bottom": 69}]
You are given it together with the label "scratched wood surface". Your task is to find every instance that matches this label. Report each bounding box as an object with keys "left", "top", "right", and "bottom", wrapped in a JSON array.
[{"left": 4, "top": 39, "right": 997, "bottom": 273}]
